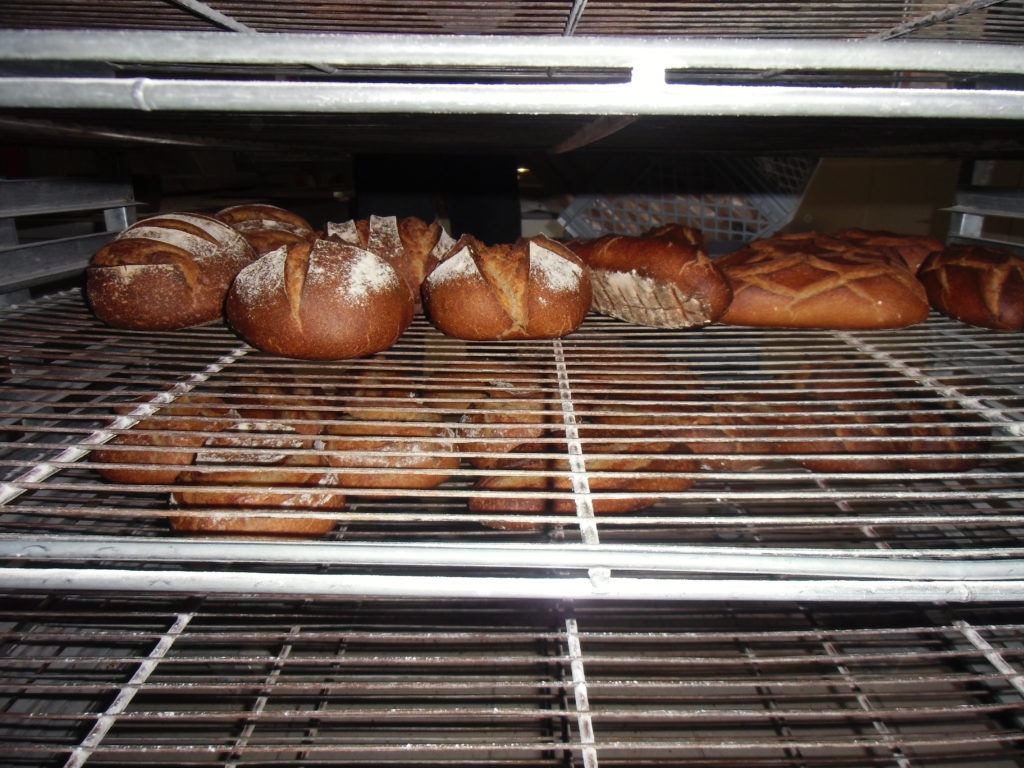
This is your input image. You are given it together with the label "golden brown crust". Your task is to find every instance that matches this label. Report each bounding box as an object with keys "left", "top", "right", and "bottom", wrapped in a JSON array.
[
  {"left": 326, "top": 216, "right": 449, "bottom": 306},
  {"left": 397, "top": 217, "right": 445, "bottom": 303},
  {"left": 832, "top": 228, "right": 944, "bottom": 273},
  {"left": 917, "top": 245, "right": 1024, "bottom": 331},
  {"left": 215, "top": 203, "right": 315, "bottom": 256},
  {"left": 422, "top": 234, "right": 592, "bottom": 340},
  {"left": 571, "top": 225, "right": 731, "bottom": 328},
  {"left": 87, "top": 212, "right": 256, "bottom": 330},
  {"left": 717, "top": 232, "right": 930, "bottom": 329},
  {"left": 225, "top": 238, "right": 414, "bottom": 360}
]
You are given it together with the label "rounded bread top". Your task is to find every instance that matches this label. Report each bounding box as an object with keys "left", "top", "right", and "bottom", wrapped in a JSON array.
[
  {"left": 91, "top": 212, "right": 253, "bottom": 268},
  {"left": 422, "top": 234, "right": 591, "bottom": 340},
  {"left": 226, "top": 238, "right": 413, "bottom": 359},
  {"left": 917, "top": 244, "right": 1024, "bottom": 331},
  {"left": 216, "top": 203, "right": 314, "bottom": 237},
  {"left": 717, "top": 231, "right": 930, "bottom": 329}
]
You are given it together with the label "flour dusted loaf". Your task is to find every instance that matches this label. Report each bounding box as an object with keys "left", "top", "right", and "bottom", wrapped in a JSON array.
[
  {"left": 326, "top": 215, "right": 454, "bottom": 307},
  {"left": 717, "top": 231, "right": 930, "bottom": 329},
  {"left": 917, "top": 244, "right": 1024, "bottom": 331},
  {"left": 92, "top": 395, "right": 239, "bottom": 485},
  {"left": 422, "top": 234, "right": 592, "bottom": 340},
  {"left": 216, "top": 203, "right": 315, "bottom": 256},
  {"left": 225, "top": 237, "right": 414, "bottom": 360},
  {"left": 87, "top": 212, "right": 256, "bottom": 330},
  {"left": 170, "top": 422, "right": 342, "bottom": 538},
  {"left": 323, "top": 370, "right": 460, "bottom": 492},
  {"left": 570, "top": 224, "right": 732, "bottom": 328}
]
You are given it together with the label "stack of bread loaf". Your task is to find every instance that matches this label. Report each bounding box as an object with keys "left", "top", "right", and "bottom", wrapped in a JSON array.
[{"left": 93, "top": 383, "right": 344, "bottom": 538}]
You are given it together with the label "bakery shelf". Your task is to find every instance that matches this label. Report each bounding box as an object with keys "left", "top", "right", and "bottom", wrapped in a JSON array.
[{"left": 1, "top": 290, "right": 1022, "bottom": 602}]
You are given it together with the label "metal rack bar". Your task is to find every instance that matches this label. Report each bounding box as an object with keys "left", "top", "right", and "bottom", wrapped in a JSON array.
[
  {"left": 4, "top": 537, "right": 1024, "bottom": 581},
  {"left": 2, "top": 31, "right": 1020, "bottom": 74},
  {"left": 1, "top": 77, "right": 1019, "bottom": 120},
  {"left": 62, "top": 610, "right": 194, "bottom": 768},
  {"left": 2, "top": 567, "right": 1022, "bottom": 602}
]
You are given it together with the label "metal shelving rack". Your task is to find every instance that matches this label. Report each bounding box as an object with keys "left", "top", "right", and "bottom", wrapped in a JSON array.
[{"left": 1, "top": 2, "right": 1024, "bottom": 765}]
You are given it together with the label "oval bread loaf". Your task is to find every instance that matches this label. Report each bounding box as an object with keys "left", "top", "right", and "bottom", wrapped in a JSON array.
[
  {"left": 917, "top": 244, "right": 1024, "bottom": 331},
  {"left": 571, "top": 224, "right": 732, "bottom": 328},
  {"left": 717, "top": 231, "right": 930, "bottom": 330},
  {"left": 422, "top": 234, "right": 592, "bottom": 340},
  {"left": 225, "top": 238, "right": 414, "bottom": 360},
  {"left": 87, "top": 212, "right": 256, "bottom": 330}
]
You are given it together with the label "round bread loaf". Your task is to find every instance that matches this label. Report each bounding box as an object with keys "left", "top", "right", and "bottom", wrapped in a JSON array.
[
  {"left": 470, "top": 441, "right": 698, "bottom": 531},
  {"left": 717, "top": 231, "right": 930, "bottom": 329},
  {"left": 459, "top": 388, "right": 556, "bottom": 470},
  {"left": 326, "top": 215, "right": 454, "bottom": 306},
  {"left": 917, "top": 245, "right": 1024, "bottom": 331},
  {"left": 570, "top": 224, "right": 732, "bottom": 328},
  {"left": 324, "top": 421, "right": 460, "bottom": 491},
  {"left": 170, "top": 423, "right": 342, "bottom": 538},
  {"left": 323, "top": 371, "right": 461, "bottom": 491},
  {"left": 780, "top": 358, "right": 984, "bottom": 472},
  {"left": 422, "top": 234, "right": 592, "bottom": 340},
  {"left": 225, "top": 238, "right": 414, "bottom": 360},
  {"left": 92, "top": 395, "right": 238, "bottom": 485},
  {"left": 215, "top": 203, "right": 315, "bottom": 256},
  {"left": 87, "top": 212, "right": 256, "bottom": 330}
]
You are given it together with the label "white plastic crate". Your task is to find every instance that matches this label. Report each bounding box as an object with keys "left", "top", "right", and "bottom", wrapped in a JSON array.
[{"left": 558, "top": 155, "right": 818, "bottom": 254}]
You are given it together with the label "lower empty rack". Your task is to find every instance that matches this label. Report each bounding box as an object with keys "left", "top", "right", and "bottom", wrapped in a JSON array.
[{"left": 1, "top": 595, "right": 1023, "bottom": 767}]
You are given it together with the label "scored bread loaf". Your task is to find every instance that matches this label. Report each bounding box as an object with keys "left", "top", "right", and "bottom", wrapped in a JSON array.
[
  {"left": 323, "top": 369, "right": 460, "bottom": 492},
  {"left": 570, "top": 224, "right": 732, "bottom": 328},
  {"left": 917, "top": 244, "right": 1024, "bottom": 331},
  {"left": 216, "top": 203, "right": 315, "bottom": 256},
  {"left": 225, "top": 238, "right": 414, "bottom": 360},
  {"left": 87, "top": 212, "right": 256, "bottom": 330},
  {"left": 717, "top": 231, "right": 930, "bottom": 329},
  {"left": 91, "top": 395, "right": 239, "bottom": 485},
  {"left": 422, "top": 234, "right": 592, "bottom": 340},
  {"left": 832, "top": 228, "right": 944, "bottom": 273},
  {"left": 326, "top": 215, "right": 454, "bottom": 307},
  {"left": 170, "top": 423, "right": 342, "bottom": 538}
]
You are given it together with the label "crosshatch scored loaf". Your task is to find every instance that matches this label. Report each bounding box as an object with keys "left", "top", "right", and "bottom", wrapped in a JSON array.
[{"left": 716, "top": 231, "right": 930, "bottom": 330}]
